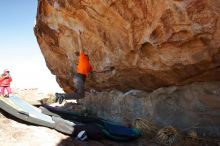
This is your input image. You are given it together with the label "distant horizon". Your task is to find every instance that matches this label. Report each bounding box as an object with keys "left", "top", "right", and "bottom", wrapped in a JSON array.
[{"left": 0, "top": 1, "right": 63, "bottom": 93}]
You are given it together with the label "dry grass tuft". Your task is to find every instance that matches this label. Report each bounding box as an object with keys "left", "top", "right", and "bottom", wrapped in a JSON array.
[
  {"left": 155, "top": 126, "right": 181, "bottom": 146},
  {"left": 133, "top": 118, "right": 159, "bottom": 138}
]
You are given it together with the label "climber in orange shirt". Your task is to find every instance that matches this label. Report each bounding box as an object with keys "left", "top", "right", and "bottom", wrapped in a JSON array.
[
  {"left": 55, "top": 30, "right": 93, "bottom": 104},
  {"left": 77, "top": 51, "right": 93, "bottom": 77}
]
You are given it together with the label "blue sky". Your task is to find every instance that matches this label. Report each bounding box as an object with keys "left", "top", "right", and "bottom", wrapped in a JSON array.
[{"left": 0, "top": 1, "right": 62, "bottom": 92}]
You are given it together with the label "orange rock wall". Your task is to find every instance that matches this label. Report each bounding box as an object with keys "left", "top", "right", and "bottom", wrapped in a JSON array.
[{"left": 35, "top": 0, "right": 220, "bottom": 92}]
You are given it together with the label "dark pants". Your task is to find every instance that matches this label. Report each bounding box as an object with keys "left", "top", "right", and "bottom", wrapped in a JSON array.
[{"left": 65, "top": 73, "right": 86, "bottom": 99}]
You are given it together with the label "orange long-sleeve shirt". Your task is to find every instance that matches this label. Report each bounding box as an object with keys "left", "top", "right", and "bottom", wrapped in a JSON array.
[{"left": 77, "top": 51, "right": 93, "bottom": 76}]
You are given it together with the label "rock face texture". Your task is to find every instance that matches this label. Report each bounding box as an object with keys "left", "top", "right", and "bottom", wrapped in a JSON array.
[
  {"left": 35, "top": 0, "right": 220, "bottom": 92},
  {"left": 82, "top": 81, "right": 220, "bottom": 137}
]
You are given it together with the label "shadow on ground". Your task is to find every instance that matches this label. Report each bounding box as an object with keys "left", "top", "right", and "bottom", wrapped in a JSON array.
[{"left": 56, "top": 135, "right": 220, "bottom": 146}]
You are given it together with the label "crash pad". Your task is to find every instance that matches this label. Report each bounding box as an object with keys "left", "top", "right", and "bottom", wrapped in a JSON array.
[{"left": 0, "top": 96, "right": 55, "bottom": 128}]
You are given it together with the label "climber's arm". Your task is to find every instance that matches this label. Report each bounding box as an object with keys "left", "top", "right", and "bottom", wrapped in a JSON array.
[{"left": 78, "top": 30, "right": 84, "bottom": 53}]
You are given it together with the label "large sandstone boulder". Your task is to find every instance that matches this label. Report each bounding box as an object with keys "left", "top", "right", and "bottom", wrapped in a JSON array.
[
  {"left": 34, "top": 0, "right": 220, "bottom": 92},
  {"left": 34, "top": 0, "right": 220, "bottom": 140}
]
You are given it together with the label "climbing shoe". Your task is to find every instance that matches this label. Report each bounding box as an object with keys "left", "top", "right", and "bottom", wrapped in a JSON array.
[
  {"left": 55, "top": 93, "right": 66, "bottom": 104},
  {"left": 4, "top": 94, "right": 9, "bottom": 98}
]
